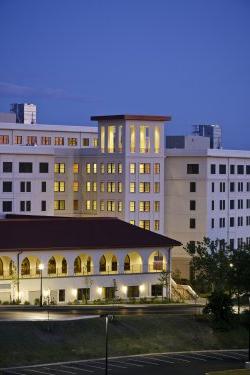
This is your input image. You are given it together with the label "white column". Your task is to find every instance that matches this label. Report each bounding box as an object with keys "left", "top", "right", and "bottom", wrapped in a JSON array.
[{"left": 166, "top": 247, "right": 172, "bottom": 300}]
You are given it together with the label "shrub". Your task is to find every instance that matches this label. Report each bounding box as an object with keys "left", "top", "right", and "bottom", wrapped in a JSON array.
[
  {"left": 24, "top": 301, "right": 30, "bottom": 305},
  {"left": 203, "top": 291, "right": 233, "bottom": 322}
]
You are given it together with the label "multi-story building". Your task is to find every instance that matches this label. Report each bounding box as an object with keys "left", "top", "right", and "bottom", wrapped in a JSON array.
[
  {"left": 1, "top": 109, "right": 249, "bottom": 280},
  {"left": 10, "top": 103, "right": 37, "bottom": 124}
]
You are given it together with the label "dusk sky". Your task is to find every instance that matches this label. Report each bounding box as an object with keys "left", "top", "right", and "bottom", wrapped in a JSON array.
[{"left": 0, "top": 0, "right": 249, "bottom": 148}]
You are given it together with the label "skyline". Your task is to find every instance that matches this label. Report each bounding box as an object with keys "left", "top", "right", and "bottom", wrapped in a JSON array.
[{"left": 0, "top": 0, "right": 250, "bottom": 149}]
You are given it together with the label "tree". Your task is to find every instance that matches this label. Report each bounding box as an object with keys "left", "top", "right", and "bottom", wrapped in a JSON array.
[
  {"left": 185, "top": 238, "right": 232, "bottom": 294},
  {"left": 158, "top": 270, "right": 171, "bottom": 301},
  {"left": 203, "top": 291, "right": 234, "bottom": 323}
]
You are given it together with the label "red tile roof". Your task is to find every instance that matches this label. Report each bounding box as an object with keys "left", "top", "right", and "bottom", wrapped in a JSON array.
[
  {"left": 91, "top": 114, "right": 171, "bottom": 122},
  {"left": 1, "top": 215, "right": 181, "bottom": 251}
]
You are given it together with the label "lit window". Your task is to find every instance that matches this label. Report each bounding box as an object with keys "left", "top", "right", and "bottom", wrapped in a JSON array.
[
  {"left": 54, "top": 163, "right": 65, "bottom": 174},
  {"left": 27, "top": 136, "right": 37, "bottom": 145},
  {"left": 139, "top": 220, "right": 150, "bottom": 230},
  {"left": 139, "top": 182, "right": 150, "bottom": 193},
  {"left": 107, "top": 163, "right": 115, "bottom": 174},
  {"left": 118, "top": 126, "right": 123, "bottom": 152},
  {"left": 130, "top": 163, "right": 136, "bottom": 174},
  {"left": 86, "top": 163, "right": 91, "bottom": 174},
  {"left": 54, "top": 200, "right": 65, "bottom": 210},
  {"left": 130, "top": 125, "right": 136, "bottom": 153},
  {"left": 86, "top": 182, "right": 91, "bottom": 192},
  {"left": 100, "top": 182, "right": 105, "bottom": 192},
  {"left": 118, "top": 163, "right": 123, "bottom": 174},
  {"left": 154, "top": 201, "right": 160, "bottom": 212},
  {"left": 107, "top": 182, "right": 115, "bottom": 193},
  {"left": 108, "top": 125, "right": 116, "bottom": 153},
  {"left": 118, "top": 182, "right": 123, "bottom": 193},
  {"left": 14, "top": 135, "right": 22, "bottom": 144},
  {"left": 154, "top": 163, "right": 160, "bottom": 174},
  {"left": 139, "top": 201, "right": 150, "bottom": 212},
  {"left": 82, "top": 138, "right": 89, "bottom": 146},
  {"left": 130, "top": 182, "right": 136, "bottom": 193},
  {"left": 93, "top": 138, "right": 98, "bottom": 147},
  {"left": 139, "top": 125, "right": 150, "bottom": 153},
  {"left": 100, "top": 200, "right": 105, "bottom": 211},
  {"left": 107, "top": 200, "right": 115, "bottom": 211},
  {"left": 139, "top": 163, "right": 150, "bottom": 174},
  {"left": 92, "top": 200, "right": 97, "bottom": 210},
  {"left": 100, "top": 126, "right": 105, "bottom": 153},
  {"left": 86, "top": 200, "right": 91, "bottom": 210},
  {"left": 68, "top": 138, "right": 78, "bottom": 146},
  {"left": 73, "top": 181, "right": 79, "bottom": 192},
  {"left": 130, "top": 201, "right": 135, "bottom": 212},
  {"left": 55, "top": 137, "right": 64, "bottom": 146},
  {"left": 154, "top": 182, "right": 160, "bottom": 193},
  {"left": 118, "top": 201, "right": 123, "bottom": 212},
  {"left": 73, "top": 163, "right": 79, "bottom": 174},
  {"left": 100, "top": 163, "right": 105, "bottom": 174},
  {"left": 93, "top": 163, "right": 97, "bottom": 174},
  {"left": 154, "top": 220, "right": 160, "bottom": 231},
  {"left": 41, "top": 136, "right": 51, "bottom": 145},
  {"left": 130, "top": 220, "right": 135, "bottom": 225},
  {"left": 154, "top": 126, "right": 160, "bottom": 153},
  {"left": 54, "top": 181, "right": 65, "bottom": 192},
  {"left": 93, "top": 182, "right": 97, "bottom": 192}
]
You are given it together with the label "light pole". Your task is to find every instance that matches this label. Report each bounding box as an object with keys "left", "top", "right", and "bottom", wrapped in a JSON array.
[
  {"left": 38, "top": 263, "right": 44, "bottom": 307},
  {"left": 17, "top": 250, "right": 22, "bottom": 302},
  {"left": 100, "top": 314, "right": 113, "bottom": 375}
]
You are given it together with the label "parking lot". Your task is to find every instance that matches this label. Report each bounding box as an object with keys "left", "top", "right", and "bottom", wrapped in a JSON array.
[{"left": 1, "top": 350, "right": 248, "bottom": 375}]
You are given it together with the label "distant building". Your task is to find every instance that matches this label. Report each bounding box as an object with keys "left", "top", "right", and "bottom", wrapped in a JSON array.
[
  {"left": 0, "top": 112, "right": 16, "bottom": 123},
  {"left": 166, "top": 135, "right": 210, "bottom": 150},
  {"left": 192, "top": 124, "right": 222, "bottom": 149},
  {"left": 10, "top": 103, "right": 37, "bottom": 124}
]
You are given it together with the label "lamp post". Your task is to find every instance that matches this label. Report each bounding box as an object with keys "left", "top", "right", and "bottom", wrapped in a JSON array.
[
  {"left": 38, "top": 263, "right": 44, "bottom": 307},
  {"left": 100, "top": 314, "right": 113, "bottom": 375},
  {"left": 17, "top": 250, "right": 22, "bottom": 302}
]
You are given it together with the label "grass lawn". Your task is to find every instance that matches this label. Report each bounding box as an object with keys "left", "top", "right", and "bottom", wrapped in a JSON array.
[
  {"left": 0, "top": 315, "right": 248, "bottom": 367},
  {"left": 207, "top": 370, "right": 250, "bottom": 375}
]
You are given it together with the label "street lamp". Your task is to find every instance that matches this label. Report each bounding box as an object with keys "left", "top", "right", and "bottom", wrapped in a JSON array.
[
  {"left": 38, "top": 263, "right": 44, "bottom": 307},
  {"left": 100, "top": 314, "right": 113, "bottom": 375}
]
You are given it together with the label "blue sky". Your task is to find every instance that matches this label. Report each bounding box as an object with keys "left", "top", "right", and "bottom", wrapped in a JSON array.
[{"left": 0, "top": 0, "right": 249, "bottom": 148}]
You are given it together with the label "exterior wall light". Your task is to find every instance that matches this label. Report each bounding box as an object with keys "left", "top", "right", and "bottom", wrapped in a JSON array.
[
  {"left": 139, "top": 284, "right": 145, "bottom": 292},
  {"left": 122, "top": 285, "right": 127, "bottom": 294},
  {"left": 97, "top": 287, "right": 102, "bottom": 296},
  {"left": 71, "top": 288, "right": 77, "bottom": 298}
]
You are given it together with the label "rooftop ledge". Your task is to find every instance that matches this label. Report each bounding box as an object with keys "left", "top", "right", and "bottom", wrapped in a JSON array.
[{"left": 91, "top": 114, "right": 171, "bottom": 122}]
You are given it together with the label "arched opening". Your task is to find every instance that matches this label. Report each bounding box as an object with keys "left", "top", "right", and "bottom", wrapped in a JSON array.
[
  {"left": 111, "top": 255, "right": 117, "bottom": 271},
  {"left": 48, "top": 257, "right": 56, "bottom": 274},
  {"left": 86, "top": 256, "right": 91, "bottom": 273},
  {"left": 99, "top": 255, "right": 106, "bottom": 272},
  {"left": 148, "top": 250, "right": 165, "bottom": 272},
  {"left": 0, "top": 258, "right": 3, "bottom": 276},
  {"left": 124, "top": 255, "right": 130, "bottom": 271},
  {"left": 74, "top": 256, "right": 82, "bottom": 273},
  {"left": 62, "top": 258, "right": 67, "bottom": 274},
  {"left": 21, "top": 257, "right": 30, "bottom": 276}
]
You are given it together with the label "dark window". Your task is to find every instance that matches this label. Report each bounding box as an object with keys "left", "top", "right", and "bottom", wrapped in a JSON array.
[
  {"left": 210, "top": 164, "right": 216, "bottom": 174},
  {"left": 77, "top": 288, "right": 90, "bottom": 301},
  {"left": 26, "top": 201, "right": 31, "bottom": 211},
  {"left": 190, "top": 182, "right": 196, "bottom": 192},
  {"left": 41, "top": 181, "right": 46, "bottom": 192},
  {"left": 211, "top": 218, "right": 214, "bottom": 228},
  {"left": 219, "top": 164, "right": 226, "bottom": 174},
  {"left": 20, "top": 201, "right": 25, "bottom": 212},
  {"left": 246, "top": 165, "right": 250, "bottom": 175},
  {"left": 230, "top": 165, "right": 235, "bottom": 174},
  {"left": 3, "top": 162, "right": 12, "bottom": 173},
  {"left": 19, "top": 162, "right": 32, "bottom": 173},
  {"left": 20, "top": 182, "right": 25, "bottom": 192},
  {"left": 59, "top": 289, "right": 65, "bottom": 302},
  {"left": 3, "top": 181, "right": 12, "bottom": 192},
  {"left": 230, "top": 182, "right": 235, "bottom": 192},
  {"left": 104, "top": 287, "right": 115, "bottom": 300},
  {"left": 190, "top": 200, "right": 196, "bottom": 210},
  {"left": 127, "top": 286, "right": 139, "bottom": 298},
  {"left": 2, "top": 201, "right": 12, "bottom": 212},
  {"left": 83, "top": 138, "right": 90, "bottom": 146},
  {"left": 41, "top": 201, "right": 46, "bottom": 211},
  {"left": 237, "top": 165, "right": 244, "bottom": 175},
  {"left": 238, "top": 182, "right": 243, "bottom": 192},
  {"left": 151, "top": 284, "right": 163, "bottom": 297},
  {"left": 39, "top": 162, "right": 49, "bottom": 173},
  {"left": 26, "top": 182, "right": 31, "bottom": 192},
  {"left": 230, "top": 239, "right": 235, "bottom": 250},
  {"left": 211, "top": 200, "right": 214, "bottom": 210},
  {"left": 230, "top": 217, "right": 235, "bottom": 227},
  {"left": 190, "top": 218, "right": 196, "bottom": 229},
  {"left": 211, "top": 182, "right": 215, "bottom": 192},
  {"left": 187, "top": 164, "right": 199, "bottom": 174},
  {"left": 230, "top": 200, "right": 235, "bottom": 210}
]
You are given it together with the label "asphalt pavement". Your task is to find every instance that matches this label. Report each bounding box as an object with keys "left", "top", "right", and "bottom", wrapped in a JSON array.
[
  {"left": 0, "top": 304, "right": 203, "bottom": 321},
  {"left": 0, "top": 350, "right": 248, "bottom": 375}
]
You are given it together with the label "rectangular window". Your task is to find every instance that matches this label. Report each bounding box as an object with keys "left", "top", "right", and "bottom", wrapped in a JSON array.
[
  {"left": 54, "top": 163, "right": 65, "bottom": 174},
  {"left": 154, "top": 220, "right": 160, "bottom": 231},
  {"left": 237, "top": 165, "right": 244, "bottom": 174},
  {"left": 73, "top": 163, "right": 79, "bottom": 174},
  {"left": 108, "top": 125, "right": 116, "bottom": 153},
  {"left": 41, "top": 137, "right": 51, "bottom": 145},
  {"left": 211, "top": 182, "right": 215, "bottom": 193},
  {"left": 130, "top": 201, "right": 135, "bottom": 212},
  {"left": 247, "top": 199, "right": 250, "bottom": 209},
  {"left": 154, "top": 126, "right": 160, "bottom": 153},
  {"left": 230, "top": 165, "right": 235, "bottom": 174},
  {"left": 118, "top": 182, "right": 122, "bottom": 193},
  {"left": 237, "top": 216, "right": 243, "bottom": 226},
  {"left": 2, "top": 201, "right": 12, "bottom": 212},
  {"left": 27, "top": 136, "right": 37, "bottom": 145},
  {"left": 247, "top": 182, "right": 250, "bottom": 192},
  {"left": 230, "top": 239, "right": 235, "bottom": 250},
  {"left": 190, "top": 182, "right": 196, "bottom": 192},
  {"left": 139, "top": 201, "right": 150, "bottom": 212},
  {"left": 139, "top": 182, "right": 150, "bottom": 193},
  {"left": 3, "top": 162, "right": 12, "bottom": 173},
  {"left": 73, "top": 181, "right": 79, "bottom": 192},
  {"left": 130, "top": 220, "right": 135, "bottom": 225},
  {"left": 107, "top": 163, "right": 115, "bottom": 174},
  {"left": 20, "top": 181, "right": 31, "bottom": 193},
  {"left": 246, "top": 165, "right": 250, "bottom": 175},
  {"left": 68, "top": 138, "right": 77, "bottom": 146},
  {"left": 130, "top": 163, "right": 136, "bottom": 174},
  {"left": 100, "top": 182, "right": 105, "bottom": 193},
  {"left": 59, "top": 289, "right": 65, "bottom": 302},
  {"left": 219, "top": 218, "right": 225, "bottom": 228},
  {"left": 54, "top": 137, "right": 64, "bottom": 146},
  {"left": 210, "top": 164, "right": 216, "bottom": 174},
  {"left": 189, "top": 218, "right": 196, "bottom": 229},
  {"left": 86, "top": 163, "right": 91, "bottom": 174},
  {"left": 230, "top": 182, "right": 235, "bottom": 192},
  {"left": 100, "top": 200, "right": 105, "bottom": 211},
  {"left": 93, "top": 163, "right": 97, "bottom": 174},
  {"left": 107, "top": 200, "right": 115, "bottom": 211},
  {"left": 92, "top": 200, "right": 97, "bottom": 210},
  {"left": 140, "top": 125, "right": 150, "bottom": 153},
  {"left": 118, "top": 163, "right": 122, "bottom": 174},
  {"left": 0, "top": 135, "right": 9, "bottom": 144},
  {"left": 107, "top": 182, "right": 116, "bottom": 193},
  {"left": 187, "top": 164, "right": 199, "bottom": 174},
  {"left": 238, "top": 199, "right": 243, "bottom": 209},
  {"left": 20, "top": 201, "right": 31, "bottom": 212},
  {"left": 154, "top": 163, "right": 160, "bottom": 174},
  {"left": 15, "top": 135, "right": 22, "bottom": 144},
  {"left": 238, "top": 182, "right": 243, "bottom": 192},
  {"left": 82, "top": 138, "right": 90, "bottom": 146},
  {"left": 230, "top": 200, "right": 235, "bottom": 210},
  {"left": 19, "top": 162, "right": 32, "bottom": 173},
  {"left": 86, "top": 200, "right": 91, "bottom": 210},
  {"left": 154, "top": 182, "right": 160, "bottom": 193},
  {"left": 41, "top": 200, "right": 46, "bottom": 211},
  {"left": 190, "top": 200, "right": 196, "bottom": 210},
  {"left": 3, "top": 181, "right": 12, "bottom": 193},
  {"left": 93, "top": 182, "right": 97, "bottom": 192},
  {"left": 86, "top": 181, "right": 91, "bottom": 192},
  {"left": 220, "top": 200, "right": 225, "bottom": 210},
  {"left": 39, "top": 162, "right": 49, "bottom": 173},
  {"left": 211, "top": 218, "right": 214, "bottom": 228},
  {"left": 130, "top": 182, "right": 136, "bottom": 193},
  {"left": 154, "top": 201, "right": 160, "bottom": 212},
  {"left": 139, "top": 220, "right": 150, "bottom": 230},
  {"left": 230, "top": 217, "right": 235, "bottom": 227},
  {"left": 54, "top": 181, "right": 65, "bottom": 192},
  {"left": 54, "top": 200, "right": 65, "bottom": 210},
  {"left": 211, "top": 200, "right": 214, "bottom": 210},
  {"left": 73, "top": 200, "right": 79, "bottom": 210},
  {"left": 246, "top": 216, "right": 250, "bottom": 226},
  {"left": 41, "top": 181, "right": 46, "bottom": 192},
  {"left": 139, "top": 163, "right": 150, "bottom": 174},
  {"left": 118, "top": 201, "right": 123, "bottom": 212},
  {"left": 151, "top": 284, "right": 163, "bottom": 297},
  {"left": 219, "top": 164, "right": 226, "bottom": 174},
  {"left": 100, "top": 126, "right": 105, "bottom": 153},
  {"left": 100, "top": 163, "right": 105, "bottom": 174},
  {"left": 220, "top": 182, "right": 225, "bottom": 192},
  {"left": 130, "top": 125, "right": 136, "bottom": 153}
]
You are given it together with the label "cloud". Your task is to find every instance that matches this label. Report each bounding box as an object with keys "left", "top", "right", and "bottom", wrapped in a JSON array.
[{"left": 0, "top": 82, "right": 98, "bottom": 103}]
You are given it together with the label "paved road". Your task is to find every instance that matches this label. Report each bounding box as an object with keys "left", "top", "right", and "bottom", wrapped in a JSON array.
[
  {"left": 0, "top": 304, "right": 203, "bottom": 321},
  {"left": 0, "top": 350, "right": 248, "bottom": 375}
]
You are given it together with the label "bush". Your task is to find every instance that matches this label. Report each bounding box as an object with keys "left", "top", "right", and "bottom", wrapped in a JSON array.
[
  {"left": 24, "top": 301, "right": 30, "bottom": 305},
  {"left": 34, "top": 298, "right": 40, "bottom": 306},
  {"left": 2, "top": 301, "right": 9, "bottom": 305},
  {"left": 203, "top": 291, "right": 233, "bottom": 322}
]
